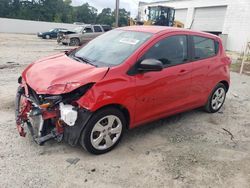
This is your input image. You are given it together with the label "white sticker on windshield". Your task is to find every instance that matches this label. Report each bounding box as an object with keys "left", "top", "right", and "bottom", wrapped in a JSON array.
[{"left": 119, "top": 38, "right": 140, "bottom": 45}]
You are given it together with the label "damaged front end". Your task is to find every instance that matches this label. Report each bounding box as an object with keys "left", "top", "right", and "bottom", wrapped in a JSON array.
[{"left": 15, "top": 77, "right": 93, "bottom": 145}]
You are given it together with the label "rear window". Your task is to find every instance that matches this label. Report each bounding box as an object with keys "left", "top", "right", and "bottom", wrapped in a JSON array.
[{"left": 193, "top": 36, "right": 217, "bottom": 60}]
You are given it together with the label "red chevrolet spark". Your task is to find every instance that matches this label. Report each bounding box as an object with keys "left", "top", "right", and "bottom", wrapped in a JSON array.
[{"left": 16, "top": 26, "right": 231, "bottom": 154}]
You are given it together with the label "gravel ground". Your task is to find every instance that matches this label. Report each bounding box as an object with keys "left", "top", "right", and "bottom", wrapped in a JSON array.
[{"left": 0, "top": 33, "right": 250, "bottom": 188}]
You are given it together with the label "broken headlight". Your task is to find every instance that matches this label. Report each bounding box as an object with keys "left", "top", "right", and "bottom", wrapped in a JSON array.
[
  {"left": 61, "top": 83, "right": 94, "bottom": 103},
  {"left": 41, "top": 83, "right": 94, "bottom": 105},
  {"left": 47, "top": 82, "right": 82, "bottom": 94}
]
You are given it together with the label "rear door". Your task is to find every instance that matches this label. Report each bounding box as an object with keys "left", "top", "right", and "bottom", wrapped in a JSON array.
[
  {"left": 133, "top": 33, "right": 193, "bottom": 125},
  {"left": 190, "top": 35, "right": 220, "bottom": 105},
  {"left": 93, "top": 25, "right": 105, "bottom": 37},
  {"left": 93, "top": 25, "right": 104, "bottom": 33}
]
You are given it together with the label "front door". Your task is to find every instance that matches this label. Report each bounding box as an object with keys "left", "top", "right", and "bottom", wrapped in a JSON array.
[{"left": 133, "top": 34, "right": 192, "bottom": 125}]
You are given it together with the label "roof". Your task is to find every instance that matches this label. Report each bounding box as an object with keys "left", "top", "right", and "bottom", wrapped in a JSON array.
[
  {"left": 118, "top": 26, "right": 220, "bottom": 39},
  {"left": 118, "top": 26, "right": 183, "bottom": 34}
]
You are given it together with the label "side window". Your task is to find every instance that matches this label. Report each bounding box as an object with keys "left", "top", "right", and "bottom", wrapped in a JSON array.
[
  {"left": 94, "top": 26, "right": 102, "bottom": 32},
  {"left": 84, "top": 27, "right": 93, "bottom": 33},
  {"left": 193, "top": 36, "right": 216, "bottom": 60},
  {"left": 142, "top": 35, "right": 188, "bottom": 67},
  {"left": 215, "top": 41, "right": 219, "bottom": 54}
]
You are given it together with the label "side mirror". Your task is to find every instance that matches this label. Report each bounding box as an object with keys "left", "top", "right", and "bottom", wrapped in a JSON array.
[{"left": 138, "top": 59, "right": 163, "bottom": 72}]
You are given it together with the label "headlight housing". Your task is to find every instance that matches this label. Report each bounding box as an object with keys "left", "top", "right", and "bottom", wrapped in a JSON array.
[
  {"left": 43, "top": 83, "right": 95, "bottom": 105},
  {"left": 62, "top": 83, "right": 95, "bottom": 103},
  {"left": 47, "top": 82, "right": 82, "bottom": 94}
]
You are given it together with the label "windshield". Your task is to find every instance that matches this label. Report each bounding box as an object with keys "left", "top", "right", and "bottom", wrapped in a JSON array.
[
  {"left": 73, "top": 30, "right": 152, "bottom": 67},
  {"left": 74, "top": 27, "right": 83, "bottom": 33}
]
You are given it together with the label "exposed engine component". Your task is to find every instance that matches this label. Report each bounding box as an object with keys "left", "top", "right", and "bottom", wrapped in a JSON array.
[
  {"left": 28, "top": 114, "right": 44, "bottom": 137},
  {"left": 59, "top": 103, "right": 78, "bottom": 126},
  {"left": 15, "top": 82, "right": 93, "bottom": 145}
]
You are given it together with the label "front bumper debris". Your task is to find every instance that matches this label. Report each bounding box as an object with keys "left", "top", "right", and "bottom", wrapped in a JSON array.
[
  {"left": 63, "top": 108, "right": 92, "bottom": 146},
  {"left": 15, "top": 83, "right": 92, "bottom": 146}
]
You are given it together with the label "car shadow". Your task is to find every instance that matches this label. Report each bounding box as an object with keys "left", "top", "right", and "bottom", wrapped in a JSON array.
[
  {"left": 121, "top": 108, "right": 205, "bottom": 145},
  {"left": 37, "top": 108, "right": 206, "bottom": 157}
]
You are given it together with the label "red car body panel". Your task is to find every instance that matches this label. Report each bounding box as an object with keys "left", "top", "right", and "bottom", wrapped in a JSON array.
[
  {"left": 22, "top": 53, "right": 109, "bottom": 95},
  {"left": 22, "top": 26, "right": 231, "bottom": 129}
]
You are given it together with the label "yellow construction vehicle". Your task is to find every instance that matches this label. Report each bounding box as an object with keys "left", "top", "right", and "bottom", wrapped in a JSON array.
[{"left": 130, "top": 5, "right": 184, "bottom": 28}]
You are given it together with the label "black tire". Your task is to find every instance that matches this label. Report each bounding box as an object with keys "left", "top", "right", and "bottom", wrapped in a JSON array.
[
  {"left": 205, "top": 83, "right": 227, "bottom": 113},
  {"left": 80, "top": 107, "right": 126, "bottom": 155},
  {"left": 45, "top": 34, "right": 51, "bottom": 39},
  {"left": 15, "top": 86, "right": 24, "bottom": 122},
  {"left": 69, "top": 38, "right": 80, "bottom": 46}
]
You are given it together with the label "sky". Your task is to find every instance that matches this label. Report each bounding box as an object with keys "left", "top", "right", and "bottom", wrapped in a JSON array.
[{"left": 71, "top": 0, "right": 158, "bottom": 17}]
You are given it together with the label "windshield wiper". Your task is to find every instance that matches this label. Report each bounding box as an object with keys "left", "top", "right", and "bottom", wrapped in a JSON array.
[
  {"left": 70, "top": 55, "right": 83, "bottom": 63},
  {"left": 74, "top": 55, "right": 97, "bottom": 67}
]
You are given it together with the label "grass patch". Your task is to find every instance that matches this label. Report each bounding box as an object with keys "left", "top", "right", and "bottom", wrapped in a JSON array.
[
  {"left": 230, "top": 63, "right": 241, "bottom": 73},
  {"left": 230, "top": 63, "right": 250, "bottom": 76}
]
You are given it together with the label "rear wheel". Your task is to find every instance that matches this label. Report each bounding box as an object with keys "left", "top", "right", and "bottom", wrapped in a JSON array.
[
  {"left": 205, "top": 83, "right": 226, "bottom": 113},
  {"left": 80, "top": 107, "right": 125, "bottom": 155},
  {"left": 69, "top": 38, "right": 80, "bottom": 46}
]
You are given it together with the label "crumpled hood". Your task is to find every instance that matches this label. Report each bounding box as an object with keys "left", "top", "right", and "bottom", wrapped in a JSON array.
[{"left": 22, "top": 53, "right": 109, "bottom": 95}]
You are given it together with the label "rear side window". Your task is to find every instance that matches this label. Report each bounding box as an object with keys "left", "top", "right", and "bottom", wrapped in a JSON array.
[
  {"left": 142, "top": 35, "right": 188, "bottom": 67},
  {"left": 94, "top": 26, "right": 102, "bottom": 32},
  {"left": 193, "top": 36, "right": 217, "bottom": 60}
]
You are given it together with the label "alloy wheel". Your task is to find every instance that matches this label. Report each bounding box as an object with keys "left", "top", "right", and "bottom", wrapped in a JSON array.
[
  {"left": 211, "top": 87, "right": 225, "bottom": 110},
  {"left": 90, "top": 115, "right": 122, "bottom": 150}
]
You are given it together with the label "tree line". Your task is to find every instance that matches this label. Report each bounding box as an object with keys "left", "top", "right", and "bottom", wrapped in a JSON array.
[{"left": 0, "top": 0, "right": 131, "bottom": 26}]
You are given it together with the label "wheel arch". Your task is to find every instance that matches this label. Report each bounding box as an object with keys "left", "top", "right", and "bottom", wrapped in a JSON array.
[
  {"left": 70, "top": 37, "right": 80, "bottom": 41},
  {"left": 93, "top": 103, "right": 131, "bottom": 129},
  {"left": 219, "top": 80, "right": 229, "bottom": 92}
]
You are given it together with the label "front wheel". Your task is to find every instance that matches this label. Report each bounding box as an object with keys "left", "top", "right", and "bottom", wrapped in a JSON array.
[
  {"left": 205, "top": 83, "right": 227, "bottom": 113},
  {"left": 80, "top": 107, "right": 126, "bottom": 155},
  {"left": 45, "top": 34, "right": 50, "bottom": 39},
  {"left": 69, "top": 38, "right": 80, "bottom": 46},
  {"left": 15, "top": 86, "right": 25, "bottom": 122}
]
